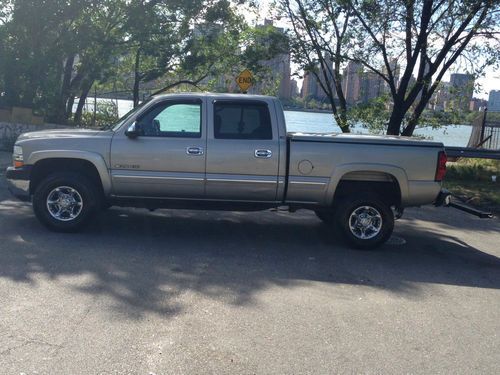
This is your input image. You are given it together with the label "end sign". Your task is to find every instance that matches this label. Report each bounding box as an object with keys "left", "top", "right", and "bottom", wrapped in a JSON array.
[{"left": 236, "top": 69, "right": 253, "bottom": 92}]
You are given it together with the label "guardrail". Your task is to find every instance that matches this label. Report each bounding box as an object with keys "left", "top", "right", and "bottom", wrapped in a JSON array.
[{"left": 445, "top": 146, "right": 500, "bottom": 160}]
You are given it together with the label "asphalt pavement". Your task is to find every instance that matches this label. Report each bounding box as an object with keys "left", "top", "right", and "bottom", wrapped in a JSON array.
[{"left": 0, "top": 151, "right": 499, "bottom": 374}]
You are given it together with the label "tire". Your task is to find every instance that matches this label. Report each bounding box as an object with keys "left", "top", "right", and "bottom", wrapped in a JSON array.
[
  {"left": 33, "top": 172, "right": 100, "bottom": 232},
  {"left": 315, "top": 209, "right": 336, "bottom": 224},
  {"left": 336, "top": 193, "right": 394, "bottom": 250}
]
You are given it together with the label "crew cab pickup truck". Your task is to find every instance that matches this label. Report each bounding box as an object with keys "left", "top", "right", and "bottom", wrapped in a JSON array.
[{"left": 6, "top": 93, "right": 449, "bottom": 248}]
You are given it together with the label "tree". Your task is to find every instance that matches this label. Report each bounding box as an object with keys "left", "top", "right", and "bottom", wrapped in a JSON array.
[
  {"left": 122, "top": 0, "right": 246, "bottom": 107},
  {"left": 346, "top": 0, "right": 500, "bottom": 135},
  {"left": 278, "top": 0, "right": 352, "bottom": 132}
]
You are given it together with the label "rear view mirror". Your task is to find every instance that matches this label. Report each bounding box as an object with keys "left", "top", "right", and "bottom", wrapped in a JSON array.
[{"left": 125, "top": 122, "right": 141, "bottom": 138}]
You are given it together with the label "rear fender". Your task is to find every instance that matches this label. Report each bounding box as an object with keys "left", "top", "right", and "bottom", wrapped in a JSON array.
[{"left": 325, "top": 163, "right": 409, "bottom": 206}]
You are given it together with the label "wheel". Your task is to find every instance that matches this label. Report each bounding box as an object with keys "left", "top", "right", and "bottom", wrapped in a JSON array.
[
  {"left": 336, "top": 193, "right": 394, "bottom": 249},
  {"left": 33, "top": 172, "right": 100, "bottom": 232},
  {"left": 315, "top": 209, "right": 335, "bottom": 224}
]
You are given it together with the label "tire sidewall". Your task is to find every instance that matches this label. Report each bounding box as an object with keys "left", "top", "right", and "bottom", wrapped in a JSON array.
[
  {"left": 336, "top": 194, "right": 394, "bottom": 250},
  {"left": 33, "top": 173, "right": 99, "bottom": 232}
]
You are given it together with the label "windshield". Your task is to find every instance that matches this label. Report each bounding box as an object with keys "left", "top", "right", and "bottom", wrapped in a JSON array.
[{"left": 100, "top": 98, "right": 153, "bottom": 131}]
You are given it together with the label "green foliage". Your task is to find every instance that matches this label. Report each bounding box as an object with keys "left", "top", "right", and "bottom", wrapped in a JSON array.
[
  {"left": 0, "top": 0, "right": 288, "bottom": 123},
  {"left": 78, "top": 100, "right": 119, "bottom": 129},
  {"left": 447, "top": 158, "right": 500, "bottom": 182},
  {"left": 348, "top": 96, "right": 391, "bottom": 134}
]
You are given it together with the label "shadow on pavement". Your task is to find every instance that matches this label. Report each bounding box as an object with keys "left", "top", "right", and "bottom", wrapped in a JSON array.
[{"left": 0, "top": 200, "right": 499, "bottom": 320}]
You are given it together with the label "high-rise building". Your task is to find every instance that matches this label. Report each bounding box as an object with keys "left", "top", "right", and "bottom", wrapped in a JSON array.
[
  {"left": 360, "top": 71, "right": 385, "bottom": 102},
  {"left": 342, "top": 62, "right": 362, "bottom": 106},
  {"left": 430, "top": 82, "right": 450, "bottom": 111},
  {"left": 289, "top": 79, "right": 299, "bottom": 98},
  {"left": 469, "top": 98, "right": 487, "bottom": 111},
  {"left": 249, "top": 20, "right": 292, "bottom": 99},
  {"left": 449, "top": 73, "right": 475, "bottom": 111},
  {"left": 488, "top": 90, "right": 500, "bottom": 112},
  {"left": 301, "top": 71, "right": 319, "bottom": 99}
]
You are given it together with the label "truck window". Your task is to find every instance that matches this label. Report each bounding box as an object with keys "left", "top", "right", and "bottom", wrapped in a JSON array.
[
  {"left": 137, "top": 101, "right": 201, "bottom": 138},
  {"left": 214, "top": 102, "right": 272, "bottom": 140}
]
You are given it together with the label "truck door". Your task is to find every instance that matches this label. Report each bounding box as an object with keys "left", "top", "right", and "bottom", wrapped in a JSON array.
[
  {"left": 110, "top": 98, "right": 206, "bottom": 198},
  {"left": 205, "top": 99, "right": 280, "bottom": 201}
]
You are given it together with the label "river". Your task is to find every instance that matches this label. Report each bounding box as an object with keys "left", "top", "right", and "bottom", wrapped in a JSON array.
[{"left": 91, "top": 98, "right": 473, "bottom": 147}]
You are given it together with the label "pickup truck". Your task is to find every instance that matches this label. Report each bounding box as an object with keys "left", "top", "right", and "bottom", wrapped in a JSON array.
[{"left": 6, "top": 93, "right": 449, "bottom": 248}]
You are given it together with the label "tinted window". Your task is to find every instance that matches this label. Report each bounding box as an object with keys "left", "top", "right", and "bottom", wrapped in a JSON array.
[
  {"left": 214, "top": 102, "right": 272, "bottom": 140},
  {"left": 137, "top": 102, "right": 201, "bottom": 138}
]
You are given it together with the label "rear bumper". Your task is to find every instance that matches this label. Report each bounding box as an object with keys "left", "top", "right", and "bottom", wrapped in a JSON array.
[{"left": 5, "top": 166, "right": 31, "bottom": 201}]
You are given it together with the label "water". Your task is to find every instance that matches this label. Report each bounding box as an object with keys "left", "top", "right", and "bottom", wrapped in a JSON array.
[
  {"left": 284, "top": 110, "right": 472, "bottom": 147},
  {"left": 92, "top": 98, "right": 473, "bottom": 147}
]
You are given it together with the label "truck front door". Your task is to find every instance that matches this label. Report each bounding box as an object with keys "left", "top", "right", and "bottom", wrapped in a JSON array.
[
  {"left": 110, "top": 98, "right": 206, "bottom": 198},
  {"left": 205, "top": 100, "right": 280, "bottom": 201}
]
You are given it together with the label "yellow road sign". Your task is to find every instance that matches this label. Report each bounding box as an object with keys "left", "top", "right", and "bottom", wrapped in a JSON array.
[{"left": 236, "top": 69, "right": 253, "bottom": 92}]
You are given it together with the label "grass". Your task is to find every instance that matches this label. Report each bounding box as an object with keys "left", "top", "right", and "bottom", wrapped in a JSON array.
[{"left": 444, "top": 158, "right": 500, "bottom": 214}]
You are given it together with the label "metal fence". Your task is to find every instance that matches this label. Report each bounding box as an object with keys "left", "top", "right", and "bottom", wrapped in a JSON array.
[{"left": 467, "top": 110, "right": 500, "bottom": 150}]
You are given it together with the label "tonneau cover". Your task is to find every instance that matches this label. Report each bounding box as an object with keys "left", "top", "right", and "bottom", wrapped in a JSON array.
[{"left": 288, "top": 132, "right": 443, "bottom": 148}]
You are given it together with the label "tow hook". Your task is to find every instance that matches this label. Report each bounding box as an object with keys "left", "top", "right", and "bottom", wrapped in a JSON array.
[{"left": 435, "top": 189, "right": 493, "bottom": 219}]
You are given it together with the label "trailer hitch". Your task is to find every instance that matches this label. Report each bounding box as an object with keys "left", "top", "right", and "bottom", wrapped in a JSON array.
[{"left": 435, "top": 189, "right": 493, "bottom": 219}]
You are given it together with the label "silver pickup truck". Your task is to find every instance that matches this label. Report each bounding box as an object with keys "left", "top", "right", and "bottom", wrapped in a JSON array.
[{"left": 6, "top": 93, "right": 449, "bottom": 248}]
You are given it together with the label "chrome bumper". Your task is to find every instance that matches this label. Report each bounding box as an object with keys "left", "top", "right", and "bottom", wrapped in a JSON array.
[{"left": 5, "top": 166, "right": 31, "bottom": 201}]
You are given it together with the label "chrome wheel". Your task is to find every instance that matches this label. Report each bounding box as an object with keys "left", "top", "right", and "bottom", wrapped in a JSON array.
[
  {"left": 348, "top": 206, "right": 383, "bottom": 240},
  {"left": 46, "top": 186, "right": 83, "bottom": 222}
]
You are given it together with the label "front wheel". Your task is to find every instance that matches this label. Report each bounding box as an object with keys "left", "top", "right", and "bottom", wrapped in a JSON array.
[
  {"left": 336, "top": 193, "right": 394, "bottom": 250},
  {"left": 33, "top": 172, "right": 100, "bottom": 232}
]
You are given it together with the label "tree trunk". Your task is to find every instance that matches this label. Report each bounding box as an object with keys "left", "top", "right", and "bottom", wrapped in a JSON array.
[
  {"left": 66, "top": 95, "right": 76, "bottom": 120},
  {"left": 54, "top": 54, "right": 76, "bottom": 124},
  {"left": 133, "top": 48, "right": 142, "bottom": 108},
  {"left": 401, "top": 97, "right": 429, "bottom": 136},
  {"left": 73, "top": 80, "right": 94, "bottom": 125},
  {"left": 386, "top": 100, "right": 406, "bottom": 135}
]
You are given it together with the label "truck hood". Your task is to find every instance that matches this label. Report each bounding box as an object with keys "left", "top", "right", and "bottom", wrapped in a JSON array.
[{"left": 17, "top": 128, "right": 106, "bottom": 141}]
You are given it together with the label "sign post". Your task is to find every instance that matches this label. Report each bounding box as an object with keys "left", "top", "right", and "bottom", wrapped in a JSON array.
[{"left": 236, "top": 69, "right": 253, "bottom": 93}]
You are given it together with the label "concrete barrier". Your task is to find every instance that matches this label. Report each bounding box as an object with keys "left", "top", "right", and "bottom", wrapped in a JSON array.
[{"left": 0, "top": 122, "right": 68, "bottom": 151}]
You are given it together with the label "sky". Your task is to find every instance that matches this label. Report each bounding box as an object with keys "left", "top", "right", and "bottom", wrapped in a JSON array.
[{"left": 252, "top": 1, "right": 500, "bottom": 100}]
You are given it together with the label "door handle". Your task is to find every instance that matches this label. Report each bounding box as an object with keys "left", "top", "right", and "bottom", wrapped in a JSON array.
[
  {"left": 255, "top": 149, "right": 272, "bottom": 158},
  {"left": 186, "top": 147, "right": 204, "bottom": 156}
]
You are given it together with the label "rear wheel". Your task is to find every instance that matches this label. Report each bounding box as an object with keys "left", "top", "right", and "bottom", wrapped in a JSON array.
[
  {"left": 33, "top": 172, "right": 100, "bottom": 232},
  {"left": 336, "top": 193, "right": 394, "bottom": 249}
]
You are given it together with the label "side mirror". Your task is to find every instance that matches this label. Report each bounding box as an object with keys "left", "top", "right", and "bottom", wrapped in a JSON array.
[{"left": 125, "top": 122, "right": 141, "bottom": 138}]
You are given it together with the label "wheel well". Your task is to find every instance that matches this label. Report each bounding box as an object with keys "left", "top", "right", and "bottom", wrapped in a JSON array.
[
  {"left": 30, "top": 158, "right": 104, "bottom": 197},
  {"left": 334, "top": 172, "right": 402, "bottom": 208}
]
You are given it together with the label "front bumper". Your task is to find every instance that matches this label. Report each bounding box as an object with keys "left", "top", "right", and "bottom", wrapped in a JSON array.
[{"left": 5, "top": 166, "right": 32, "bottom": 201}]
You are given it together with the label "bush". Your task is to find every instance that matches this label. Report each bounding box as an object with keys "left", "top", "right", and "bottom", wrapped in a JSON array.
[
  {"left": 447, "top": 159, "right": 500, "bottom": 181},
  {"left": 78, "top": 101, "right": 119, "bottom": 129}
]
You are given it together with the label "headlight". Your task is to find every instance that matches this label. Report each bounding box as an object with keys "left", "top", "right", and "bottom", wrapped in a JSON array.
[{"left": 13, "top": 145, "right": 24, "bottom": 167}]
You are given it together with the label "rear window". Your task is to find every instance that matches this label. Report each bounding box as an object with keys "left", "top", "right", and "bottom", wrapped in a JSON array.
[{"left": 214, "top": 102, "right": 272, "bottom": 140}]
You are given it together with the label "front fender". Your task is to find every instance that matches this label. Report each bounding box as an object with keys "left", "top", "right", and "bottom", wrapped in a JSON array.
[
  {"left": 27, "top": 150, "right": 112, "bottom": 196},
  {"left": 325, "top": 163, "right": 409, "bottom": 206}
]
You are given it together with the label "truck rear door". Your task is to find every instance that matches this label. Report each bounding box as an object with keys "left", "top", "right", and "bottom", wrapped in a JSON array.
[{"left": 205, "top": 99, "right": 280, "bottom": 201}]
